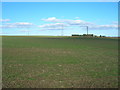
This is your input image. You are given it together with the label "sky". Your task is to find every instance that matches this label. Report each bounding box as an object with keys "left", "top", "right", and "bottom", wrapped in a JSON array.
[
  {"left": 1, "top": 0, "right": 119, "bottom": 2},
  {"left": 1, "top": 2, "right": 118, "bottom": 36}
]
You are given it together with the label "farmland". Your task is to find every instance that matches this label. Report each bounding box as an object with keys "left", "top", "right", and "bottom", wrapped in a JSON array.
[{"left": 2, "top": 36, "right": 118, "bottom": 88}]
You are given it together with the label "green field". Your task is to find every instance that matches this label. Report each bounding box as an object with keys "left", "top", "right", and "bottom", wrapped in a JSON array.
[{"left": 2, "top": 36, "right": 118, "bottom": 88}]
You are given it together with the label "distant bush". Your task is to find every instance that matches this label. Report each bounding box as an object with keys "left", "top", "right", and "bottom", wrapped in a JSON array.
[{"left": 72, "top": 34, "right": 80, "bottom": 36}]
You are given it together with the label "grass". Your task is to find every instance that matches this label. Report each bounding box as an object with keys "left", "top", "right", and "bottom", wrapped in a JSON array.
[{"left": 2, "top": 36, "right": 118, "bottom": 88}]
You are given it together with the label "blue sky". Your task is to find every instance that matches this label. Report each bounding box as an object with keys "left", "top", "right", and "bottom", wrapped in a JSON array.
[
  {"left": 1, "top": 0, "right": 119, "bottom": 2},
  {"left": 1, "top": 2, "right": 118, "bottom": 36}
]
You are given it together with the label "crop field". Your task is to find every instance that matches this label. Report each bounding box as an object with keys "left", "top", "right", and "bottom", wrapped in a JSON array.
[{"left": 2, "top": 36, "right": 118, "bottom": 88}]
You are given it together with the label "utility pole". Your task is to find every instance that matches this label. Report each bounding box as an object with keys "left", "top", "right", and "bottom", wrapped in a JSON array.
[
  {"left": 28, "top": 30, "right": 29, "bottom": 36},
  {"left": 61, "top": 24, "right": 64, "bottom": 36},
  {"left": 86, "top": 26, "right": 88, "bottom": 35},
  {"left": 80, "top": 26, "right": 89, "bottom": 35},
  {"left": 27, "top": 27, "right": 30, "bottom": 36}
]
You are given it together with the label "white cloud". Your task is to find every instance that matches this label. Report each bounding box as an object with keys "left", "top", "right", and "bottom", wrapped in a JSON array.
[
  {"left": 0, "top": 24, "right": 15, "bottom": 28},
  {"left": 15, "top": 22, "right": 33, "bottom": 25},
  {"left": 1, "top": 22, "right": 33, "bottom": 28},
  {"left": 14, "top": 22, "right": 33, "bottom": 28},
  {"left": 0, "top": 19, "right": 10, "bottom": 22},
  {"left": 41, "top": 17, "right": 118, "bottom": 30},
  {"left": 42, "top": 17, "right": 94, "bottom": 26},
  {"left": 66, "top": 20, "right": 93, "bottom": 25},
  {"left": 39, "top": 23, "right": 69, "bottom": 30},
  {"left": 42, "top": 17, "right": 60, "bottom": 22},
  {"left": 112, "top": 21, "right": 118, "bottom": 25},
  {"left": 89, "top": 24, "right": 118, "bottom": 30},
  {"left": 0, "top": 32, "right": 8, "bottom": 34},
  {"left": 39, "top": 22, "right": 118, "bottom": 31},
  {"left": 75, "top": 17, "right": 80, "bottom": 19},
  {"left": 19, "top": 30, "right": 30, "bottom": 32}
]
